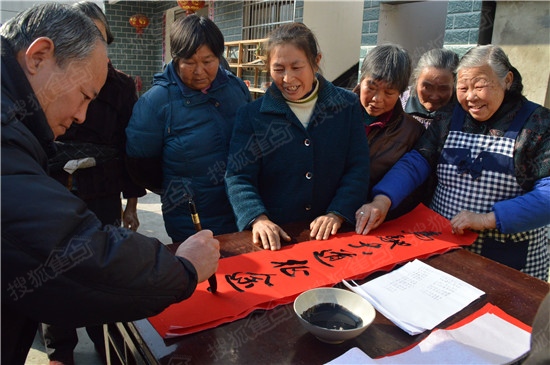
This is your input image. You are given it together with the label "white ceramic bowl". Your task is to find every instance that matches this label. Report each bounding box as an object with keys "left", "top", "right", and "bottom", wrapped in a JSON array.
[{"left": 293, "top": 287, "right": 376, "bottom": 344}]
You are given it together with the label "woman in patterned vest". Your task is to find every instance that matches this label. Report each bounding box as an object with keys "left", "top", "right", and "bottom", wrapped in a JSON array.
[{"left": 355, "top": 45, "right": 549, "bottom": 281}]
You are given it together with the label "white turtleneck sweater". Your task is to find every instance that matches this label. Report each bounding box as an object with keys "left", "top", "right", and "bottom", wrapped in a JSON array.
[{"left": 285, "top": 80, "right": 319, "bottom": 129}]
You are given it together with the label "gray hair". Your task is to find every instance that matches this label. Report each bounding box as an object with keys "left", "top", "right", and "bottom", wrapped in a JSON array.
[
  {"left": 360, "top": 44, "right": 411, "bottom": 93},
  {"left": 411, "top": 48, "right": 458, "bottom": 96},
  {"left": 457, "top": 44, "right": 523, "bottom": 95},
  {"left": 73, "top": 1, "right": 114, "bottom": 45},
  {"left": 0, "top": 2, "right": 105, "bottom": 68}
]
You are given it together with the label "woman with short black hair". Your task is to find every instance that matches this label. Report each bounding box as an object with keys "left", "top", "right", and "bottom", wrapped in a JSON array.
[{"left": 126, "top": 15, "right": 251, "bottom": 242}]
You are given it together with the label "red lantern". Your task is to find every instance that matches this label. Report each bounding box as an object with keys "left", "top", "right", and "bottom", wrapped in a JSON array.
[
  {"left": 177, "top": 0, "right": 206, "bottom": 15},
  {"left": 129, "top": 13, "right": 150, "bottom": 35}
]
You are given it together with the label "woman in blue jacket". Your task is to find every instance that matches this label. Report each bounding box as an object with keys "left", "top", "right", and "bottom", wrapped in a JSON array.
[
  {"left": 126, "top": 15, "right": 250, "bottom": 242},
  {"left": 225, "top": 23, "right": 370, "bottom": 251}
]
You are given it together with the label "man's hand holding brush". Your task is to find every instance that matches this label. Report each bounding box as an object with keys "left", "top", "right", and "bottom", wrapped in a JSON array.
[{"left": 175, "top": 230, "right": 220, "bottom": 283}]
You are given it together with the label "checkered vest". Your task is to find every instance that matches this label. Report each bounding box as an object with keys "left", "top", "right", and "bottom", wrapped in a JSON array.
[{"left": 431, "top": 102, "right": 548, "bottom": 280}]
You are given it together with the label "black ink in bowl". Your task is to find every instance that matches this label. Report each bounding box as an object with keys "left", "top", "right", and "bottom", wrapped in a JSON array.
[
  {"left": 301, "top": 303, "right": 363, "bottom": 330},
  {"left": 294, "top": 287, "right": 376, "bottom": 343}
]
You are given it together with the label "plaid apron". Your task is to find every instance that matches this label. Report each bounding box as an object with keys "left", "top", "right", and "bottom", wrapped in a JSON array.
[{"left": 431, "top": 102, "right": 548, "bottom": 280}]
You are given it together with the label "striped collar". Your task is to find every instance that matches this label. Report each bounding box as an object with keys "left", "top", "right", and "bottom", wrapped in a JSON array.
[{"left": 284, "top": 79, "right": 319, "bottom": 104}]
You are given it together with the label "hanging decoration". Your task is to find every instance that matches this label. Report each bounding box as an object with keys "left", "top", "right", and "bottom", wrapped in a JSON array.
[
  {"left": 177, "top": 0, "right": 206, "bottom": 16},
  {"left": 129, "top": 13, "right": 150, "bottom": 35},
  {"left": 134, "top": 76, "right": 143, "bottom": 93},
  {"left": 208, "top": 0, "right": 215, "bottom": 19}
]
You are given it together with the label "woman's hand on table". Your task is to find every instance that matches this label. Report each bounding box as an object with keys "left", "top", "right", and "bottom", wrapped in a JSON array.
[
  {"left": 310, "top": 213, "right": 343, "bottom": 240},
  {"left": 251, "top": 214, "right": 291, "bottom": 251},
  {"left": 355, "top": 195, "right": 391, "bottom": 235},
  {"left": 451, "top": 210, "right": 496, "bottom": 235},
  {"left": 175, "top": 229, "right": 220, "bottom": 283}
]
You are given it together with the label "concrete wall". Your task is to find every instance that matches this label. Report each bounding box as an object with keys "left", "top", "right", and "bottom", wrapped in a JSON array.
[
  {"left": 492, "top": 1, "right": 550, "bottom": 107},
  {"left": 377, "top": 1, "right": 448, "bottom": 67},
  {"left": 358, "top": 0, "right": 481, "bottom": 86},
  {"left": 0, "top": 1, "right": 105, "bottom": 25},
  {"left": 302, "top": 0, "right": 364, "bottom": 82},
  {"left": 0, "top": 1, "right": 29, "bottom": 25}
]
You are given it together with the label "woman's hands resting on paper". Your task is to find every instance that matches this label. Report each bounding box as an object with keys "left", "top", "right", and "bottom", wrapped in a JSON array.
[
  {"left": 310, "top": 213, "right": 344, "bottom": 240},
  {"left": 252, "top": 213, "right": 344, "bottom": 251},
  {"left": 355, "top": 195, "right": 392, "bottom": 235},
  {"left": 450, "top": 210, "right": 496, "bottom": 234},
  {"left": 356, "top": 195, "right": 497, "bottom": 236},
  {"left": 251, "top": 215, "right": 291, "bottom": 251}
]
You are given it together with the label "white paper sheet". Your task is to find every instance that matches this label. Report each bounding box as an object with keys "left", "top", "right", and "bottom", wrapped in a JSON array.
[
  {"left": 326, "top": 312, "right": 531, "bottom": 364},
  {"left": 343, "top": 259, "right": 485, "bottom": 335}
]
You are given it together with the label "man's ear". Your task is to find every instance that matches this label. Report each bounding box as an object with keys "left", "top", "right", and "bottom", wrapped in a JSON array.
[{"left": 22, "top": 37, "right": 55, "bottom": 75}]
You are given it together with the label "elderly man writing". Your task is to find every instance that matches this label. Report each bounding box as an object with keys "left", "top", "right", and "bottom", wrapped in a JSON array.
[{"left": 1, "top": 3, "right": 219, "bottom": 364}]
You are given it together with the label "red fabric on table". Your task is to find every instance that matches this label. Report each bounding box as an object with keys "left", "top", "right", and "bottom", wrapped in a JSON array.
[{"left": 149, "top": 204, "right": 477, "bottom": 339}]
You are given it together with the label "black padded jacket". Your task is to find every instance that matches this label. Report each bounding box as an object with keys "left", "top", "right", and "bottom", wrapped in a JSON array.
[{"left": 1, "top": 36, "right": 197, "bottom": 365}]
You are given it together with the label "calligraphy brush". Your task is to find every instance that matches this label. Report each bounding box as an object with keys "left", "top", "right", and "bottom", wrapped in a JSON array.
[{"left": 188, "top": 198, "right": 218, "bottom": 294}]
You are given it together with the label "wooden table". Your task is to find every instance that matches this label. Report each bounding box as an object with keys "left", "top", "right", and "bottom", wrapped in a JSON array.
[{"left": 104, "top": 224, "right": 549, "bottom": 364}]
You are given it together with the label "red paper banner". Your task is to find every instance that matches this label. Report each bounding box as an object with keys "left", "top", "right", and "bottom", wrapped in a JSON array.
[
  {"left": 445, "top": 303, "right": 531, "bottom": 332},
  {"left": 149, "top": 204, "right": 477, "bottom": 338}
]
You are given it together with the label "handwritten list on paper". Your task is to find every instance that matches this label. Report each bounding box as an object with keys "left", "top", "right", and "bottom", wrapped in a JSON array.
[{"left": 344, "top": 259, "right": 485, "bottom": 335}]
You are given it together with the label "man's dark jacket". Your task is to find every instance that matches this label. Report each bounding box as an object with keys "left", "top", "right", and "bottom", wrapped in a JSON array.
[
  {"left": 50, "top": 62, "right": 146, "bottom": 201},
  {"left": 1, "top": 36, "right": 197, "bottom": 365}
]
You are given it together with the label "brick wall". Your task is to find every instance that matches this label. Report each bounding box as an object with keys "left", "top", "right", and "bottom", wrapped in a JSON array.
[
  {"left": 213, "top": 1, "right": 243, "bottom": 41},
  {"left": 214, "top": 0, "right": 304, "bottom": 41},
  {"left": 105, "top": 1, "right": 176, "bottom": 94},
  {"left": 102, "top": 0, "right": 317, "bottom": 94},
  {"left": 361, "top": 1, "right": 380, "bottom": 46},
  {"left": 105, "top": 0, "right": 482, "bottom": 94},
  {"left": 445, "top": 0, "right": 482, "bottom": 46}
]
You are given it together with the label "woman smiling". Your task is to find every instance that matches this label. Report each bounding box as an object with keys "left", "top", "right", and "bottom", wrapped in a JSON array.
[
  {"left": 356, "top": 45, "right": 550, "bottom": 281},
  {"left": 226, "top": 23, "right": 369, "bottom": 251}
]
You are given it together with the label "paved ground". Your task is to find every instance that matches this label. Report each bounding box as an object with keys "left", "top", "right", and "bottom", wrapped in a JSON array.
[{"left": 25, "top": 191, "right": 168, "bottom": 365}]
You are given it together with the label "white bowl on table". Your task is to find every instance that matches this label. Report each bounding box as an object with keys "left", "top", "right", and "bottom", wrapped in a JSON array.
[{"left": 293, "top": 287, "right": 376, "bottom": 344}]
